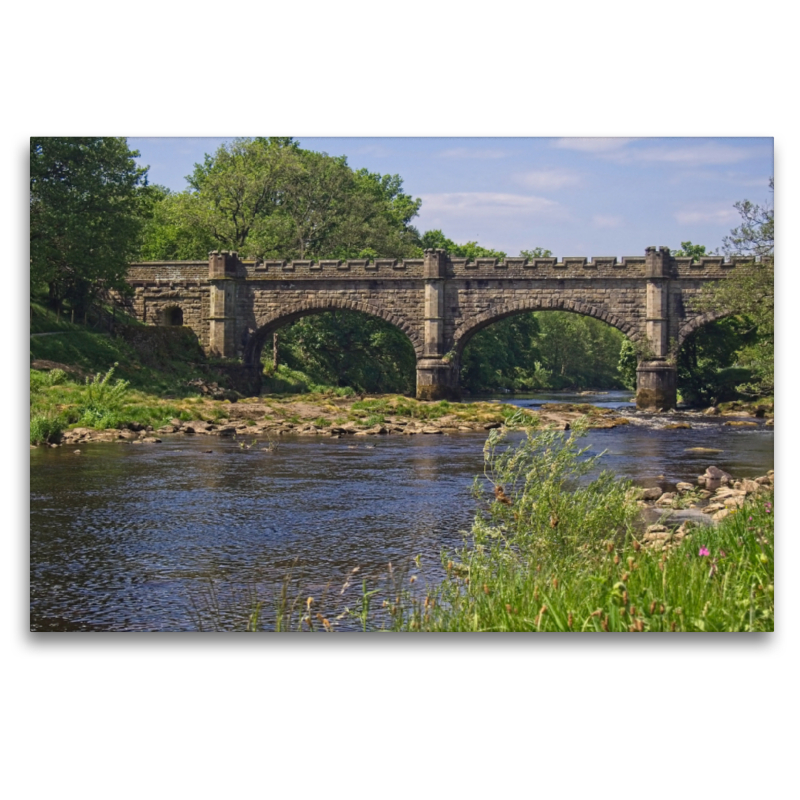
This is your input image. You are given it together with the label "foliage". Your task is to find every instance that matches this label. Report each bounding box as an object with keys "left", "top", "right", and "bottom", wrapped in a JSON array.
[
  {"left": 419, "top": 229, "right": 506, "bottom": 260},
  {"left": 30, "top": 137, "right": 149, "bottom": 311},
  {"left": 690, "top": 179, "right": 774, "bottom": 395},
  {"left": 271, "top": 310, "right": 416, "bottom": 394},
  {"left": 30, "top": 413, "right": 65, "bottom": 445},
  {"left": 226, "top": 419, "right": 773, "bottom": 632},
  {"left": 617, "top": 338, "right": 638, "bottom": 390},
  {"left": 461, "top": 311, "right": 627, "bottom": 393},
  {"left": 141, "top": 138, "right": 422, "bottom": 262},
  {"left": 677, "top": 317, "right": 757, "bottom": 405},
  {"left": 671, "top": 241, "right": 712, "bottom": 260},
  {"left": 389, "top": 420, "right": 773, "bottom": 632},
  {"left": 79, "top": 364, "right": 130, "bottom": 425}
]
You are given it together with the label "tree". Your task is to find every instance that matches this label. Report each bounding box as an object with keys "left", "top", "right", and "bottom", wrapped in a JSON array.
[
  {"left": 141, "top": 138, "right": 422, "bottom": 262},
  {"left": 30, "top": 137, "right": 149, "bottom": 311},
  {"left": 672, "top": 241, "right": 712, "bottom": 260},
  {"left": 420, "top": 230, "right": 506, "bottom": 261},
  {"left": 693, "top": 179, "right": 774, "bottom": 395}
]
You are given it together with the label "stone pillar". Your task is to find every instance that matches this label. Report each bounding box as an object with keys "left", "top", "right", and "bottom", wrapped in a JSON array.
[
  {"left": 416, "top": 249, "right": 459, "bottom": 400},
  {"left": 208, "top": 250, "right": 238, "bottom": 358},
  {"left": 636, "top": 360, "right": 677, "bottom": 410},
  {"left": 636, "top": 246, "right": 676, "bottom": 409}
]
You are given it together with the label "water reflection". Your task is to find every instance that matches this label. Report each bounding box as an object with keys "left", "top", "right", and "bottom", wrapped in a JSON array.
[{"left": 30, "top": 401, "right": 772, "bottom": 631}]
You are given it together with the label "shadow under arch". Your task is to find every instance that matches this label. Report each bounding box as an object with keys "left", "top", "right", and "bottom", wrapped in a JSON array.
[
  {"left": 676, "top": 310, "right": 733, "bottom": 352},
  {"left": 452, "top": 298, "right": 640, "bottom": 359},
  {"left": 243, "top": 298, "right": 423, "bottom": 369}
]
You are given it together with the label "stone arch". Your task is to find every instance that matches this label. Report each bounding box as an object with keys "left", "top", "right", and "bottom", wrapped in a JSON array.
[
  {"left": 452, "top": 298, "right": 641, "bottom": 358},
  {"left": 160, "top": 305, "right": 184, "bottom": 326},
  {"left": 677, "top": 310, "right": 732, "bottom": 350},
  {"left": 243, "top": 297, "right": 423, "bottom": 367}
]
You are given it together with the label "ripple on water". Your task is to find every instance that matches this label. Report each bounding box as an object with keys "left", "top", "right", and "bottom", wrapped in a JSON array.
[{"left": 30, "top": 404, "right": 772, "bottom": 631}]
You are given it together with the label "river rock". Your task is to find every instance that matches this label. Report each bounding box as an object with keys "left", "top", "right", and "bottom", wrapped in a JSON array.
[
  {"left": 703, "top": 406, "right": 719, "bottom": 415},
  {"left": 686, "top": 447, "right": 723, "bottom": 454},
  {"left": 711, "top": 509, "right": 730, "bottom": 521},
  {"left": 655, "top": 492, "right": 676, "bottom": 506},
  {"left": 724, "top": 420, "right": 759, "bottom": 427},
  {"left": 665, "top": 422, "right": 692, "bottom": 429},
  {"left": 765, "top": 419, "right": 774, "bottom": 427},
  {"left": 676, "top": 482, "right": 695, "bottom": 492},
  {"left": 217, "top": 426, "right": 236, "bottom": 436},
  {"left": 422, "top": 427, "right": 443, "bottom": 434}
]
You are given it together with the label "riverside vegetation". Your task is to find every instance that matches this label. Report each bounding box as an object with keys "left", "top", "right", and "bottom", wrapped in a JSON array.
[{"left": 194, "top": 417, "right": 774, "bottom": 633}]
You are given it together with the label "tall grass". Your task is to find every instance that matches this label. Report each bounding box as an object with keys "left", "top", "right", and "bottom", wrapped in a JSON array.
[
  {"left": 223, "top": 415, "right": 773, "bottom": 632},
  {"left": 388, "top": 417, "right": 773, "bottom": 632}
]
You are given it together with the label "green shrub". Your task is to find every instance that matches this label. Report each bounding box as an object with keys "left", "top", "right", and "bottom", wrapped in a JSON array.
[{"left": 30, "top": 413, "right": 64, "bottom": 445}]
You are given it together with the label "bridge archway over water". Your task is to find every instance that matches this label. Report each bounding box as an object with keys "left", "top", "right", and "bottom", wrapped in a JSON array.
[{"left": 127, "top": 248, "right": 764, "bottom": 409}]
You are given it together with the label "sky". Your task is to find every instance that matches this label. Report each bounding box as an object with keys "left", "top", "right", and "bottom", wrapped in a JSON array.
[{"left": 129, "top": 136, "right": 773, "bottom": 258}]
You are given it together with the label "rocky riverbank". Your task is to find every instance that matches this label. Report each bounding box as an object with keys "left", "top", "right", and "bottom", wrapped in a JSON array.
[
  {"left": 636, "top": 465, "right": 774, "bottom": 549},
  {"left": 46, "top": 395, "right": 631, "bottom": 448}
]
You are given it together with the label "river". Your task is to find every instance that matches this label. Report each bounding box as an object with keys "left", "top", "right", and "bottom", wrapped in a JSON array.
[{"left": 30, "top": 392, "right": 773, "bottom": 631}]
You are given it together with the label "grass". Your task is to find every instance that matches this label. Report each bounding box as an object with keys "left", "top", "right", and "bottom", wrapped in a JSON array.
[{"left": 216, "top": 414, "right": 773, "bottom": 632}]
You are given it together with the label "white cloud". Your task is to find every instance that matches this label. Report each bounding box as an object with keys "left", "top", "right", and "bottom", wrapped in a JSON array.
[
  {"left": 625, "top": 142, "right": 756, "bottom": 166},
  {"left": 592, "top": 214, "right": 624, "bottom": 228},
  {"left": 674, "top": 207, "right": 741, "bottom": 225},
  {"left": 419, "top": 192, "right": 560, "bottom": 215},
  {"left": 515, "top": 169, "right": 582, "bottom": 190},
  {"left": 554, "top": 138, "right": 768, "bottom": 167},
  {"left": 437, "top": 147, "right": 507, "bottom": 159},
  {"left": 553, "top": 138, "right": 638, "bottom": 153}
]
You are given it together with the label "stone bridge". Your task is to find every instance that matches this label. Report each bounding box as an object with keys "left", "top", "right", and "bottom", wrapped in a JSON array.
[{"left": 126, "top": 247, "right": 762, "bottom": 409}]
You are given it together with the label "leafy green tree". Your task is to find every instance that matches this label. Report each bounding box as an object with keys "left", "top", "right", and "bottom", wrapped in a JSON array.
[
  {"left": 691, "top": 179, "right": 774, "bottom": 396},
  {"left": 274, "top": 310, "right": 416, "bottom": 394},
  {"left": 419, "top": 230, "right": 506, "bottom": 260},
  {"left": 672, "top": 241, "right": 712, "bottom": 260},
  {"left": 678, "top": 318, "right": 756, "bottom": 405},
  {"left": 30, "top": 137, "right": 149, "bottom": 311},
  {"left": 142, "top": 138, "right": 422, "bottom": 262},
  {"left": 519, "top": 247, "right": 553, "bottom": 259}
]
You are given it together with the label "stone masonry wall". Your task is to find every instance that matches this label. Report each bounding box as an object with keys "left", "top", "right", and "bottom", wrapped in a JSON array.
[{"left": 127, "top": 253, "right": 766, "bottom": 363}]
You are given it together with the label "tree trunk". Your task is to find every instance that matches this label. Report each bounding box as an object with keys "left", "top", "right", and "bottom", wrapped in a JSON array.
[{"left": 273, "top": 332, "right": 279, "bottom": 368}]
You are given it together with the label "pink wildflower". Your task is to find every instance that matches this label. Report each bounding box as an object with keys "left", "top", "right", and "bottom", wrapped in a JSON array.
[{"left": 699, "top": 547, "right": 711, "bottom": 557}]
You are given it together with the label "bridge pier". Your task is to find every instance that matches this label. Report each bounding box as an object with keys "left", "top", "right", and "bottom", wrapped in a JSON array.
[
  {"left": 416, "top": 248, "right": 460, "bottom": 400},
  {"left": 636, "top": 360, "right": 677, "bottom": 410},
  {"left": 636, "top": 246, "right": 677, "bottom": 410},
  {"left": 416, "top": 357, "right": 460, "bottom": 401}
]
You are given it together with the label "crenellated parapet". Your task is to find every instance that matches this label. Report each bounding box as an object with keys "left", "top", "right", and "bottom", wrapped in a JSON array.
[{"left": 125, "top": 245, "right": 764, "bottom": 409}]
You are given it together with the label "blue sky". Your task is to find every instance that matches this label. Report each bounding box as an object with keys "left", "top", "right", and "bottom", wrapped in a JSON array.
[{"left": 129, "top": 136, "right": 773, "bottom": 258}]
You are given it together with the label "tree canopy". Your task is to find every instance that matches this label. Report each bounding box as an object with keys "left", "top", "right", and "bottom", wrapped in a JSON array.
[
  {"left": 140, "top": 138, "right": 422, "bottom": 262},
  {"left": 691, "top": 179, "right": 774, "bottom": 396},
  {"left": 30, "top": 137, "right": 149, "bottom": 310}
]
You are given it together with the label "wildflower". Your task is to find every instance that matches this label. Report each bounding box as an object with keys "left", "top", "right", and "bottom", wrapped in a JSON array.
[
  {"left": 719, "top": 549, "right": 726, "bottom": 558},
  {"left": 699, "top": 547, "right": 710, "bottom": 557}
]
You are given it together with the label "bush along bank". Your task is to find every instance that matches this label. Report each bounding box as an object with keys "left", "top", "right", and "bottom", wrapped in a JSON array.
[{"left": 209, "top": 415, "right": 771, "bottom": 632}]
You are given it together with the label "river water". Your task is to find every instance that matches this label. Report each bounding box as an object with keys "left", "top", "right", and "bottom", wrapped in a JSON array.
[{"left": 30, "top": 392, "right": 773, "bottom": 631}]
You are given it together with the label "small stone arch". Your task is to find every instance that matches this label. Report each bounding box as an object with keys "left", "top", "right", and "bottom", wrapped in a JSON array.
[
  {"left": 452, "top": 298, "right": 640, "bottom": 358},
  {"left": 160, "top": 305, "right": 184, "bottom": 326},
  {"left": 677, "top": 310, "right": 732, "bottom": 350},
  {"left": 243, "top": 298, "right": 422, "bottom": 367}
]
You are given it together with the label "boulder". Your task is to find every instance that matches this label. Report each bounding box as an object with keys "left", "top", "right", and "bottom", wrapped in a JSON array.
[
  {"left": 641, "top": 487, "right": 662, "bottom": 501},
  {"left": 724, "top": 421, "right": 759, "bottom": 427},
  {"left": 676, "top": 482, "right": 695, "bottom": 493},
  {"left": 703, "top": 406, "right": 719, "bottom": 416}
]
